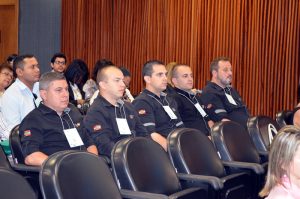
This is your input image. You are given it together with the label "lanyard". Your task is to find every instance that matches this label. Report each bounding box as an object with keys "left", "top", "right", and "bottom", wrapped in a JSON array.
[
  {"left": 114, "top": 103, "right": 127, "bottom": 119},
  {"left": 177, "top": 92, "right": 199, "bottom": 106},
  {"left": 147, "top": 94, "right": 170, "bottom": 107},
  {"left": 59, "top": 112, "right": 76, "bottom": 130}
]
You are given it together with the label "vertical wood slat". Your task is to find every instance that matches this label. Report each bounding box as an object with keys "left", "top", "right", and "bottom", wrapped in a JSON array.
[{"left": 61, "top": 0, "right": 300, "bottom": 118}]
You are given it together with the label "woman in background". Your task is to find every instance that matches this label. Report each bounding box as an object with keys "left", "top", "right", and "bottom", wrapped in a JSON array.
[
  {"left": 65, "top": 59, "right": 89, "bottom": 107},
  {"left": 260, "top": 125, "right": 300, "bottom": 198},
  {"left": 0, "top": 63, "right": 14, "bottom": 140}
]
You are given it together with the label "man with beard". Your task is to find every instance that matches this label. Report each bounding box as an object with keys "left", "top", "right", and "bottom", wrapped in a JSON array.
[{"left": 201, "top": 57, "right": 250, "bottom": 129}]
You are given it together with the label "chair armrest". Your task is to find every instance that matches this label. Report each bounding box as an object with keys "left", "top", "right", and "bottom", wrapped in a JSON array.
[
  {"left": 222, "top": 161, "right": 264, "bottom": 174},
  {"left": 177, "top": 173, "right": 223, "bottom": 190},
  {"left": 10, "top": 163, "right": 40, "bottom": 173},
  {"left": 120, "top": 189, "right": 168, "bottom": 199},
  {"left": 258, "top": 151, "right": 268, "bottom": 162}
]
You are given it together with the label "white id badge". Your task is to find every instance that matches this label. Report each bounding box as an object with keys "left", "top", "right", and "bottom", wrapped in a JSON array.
[
  {"left": 116, "top": 118, "right": 132, "bottom": 135},
  {"left": 194, "top": 103, "right": 207, "bottom": 117},
  {"left": 64, "top": 128, "right": 84, "bottom": 148},
  {"left": 163, "top": 106, "right": 178, "bottom": 119},
  {"left": 225, "top": 93, "right": 237, "bottom": 105}
]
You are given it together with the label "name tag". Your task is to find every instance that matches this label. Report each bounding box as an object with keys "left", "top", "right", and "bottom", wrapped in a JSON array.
[
  {"left": 64, "top": 128, "right": 84, "bottom": 148},
  {"left": 116, "top": 118, "right": 132, "bottom": 135},
  {"left": 163, "top": 106, "right": 178, "bottom": 119},
  {"left": 194, "top": 103, "right": 207, "bottom": 117},
  {"left": 225, "top": 93, "right": 237, "bottom": 105}
]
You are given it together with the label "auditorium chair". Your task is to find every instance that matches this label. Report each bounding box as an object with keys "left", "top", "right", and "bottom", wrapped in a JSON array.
[
  {"left": 40, "top": 150, "right": 166, "bottom": 199},
  {"left": 168, "top": 128, "right": 252, "bottom": 199},
  {"left": 211, "top": 121, "right": 268, "bottom": 199},
  {"left": 0, "top": 168, "right": 37, "bottom": 199},
  {"left": 275, "top": 110, "right": 293, "bottom": 128},
  {"left": 0, "top": 143, "right": 11, "bottom": 169},
  {"left": 247, "top": 116, "right": 280, "bottom": 155},
  {"left": 9, "top": 125, "right": 41, "bottom": 198},
  {"left": 112, "top": 137, "right": 208, "bottom": 199}
]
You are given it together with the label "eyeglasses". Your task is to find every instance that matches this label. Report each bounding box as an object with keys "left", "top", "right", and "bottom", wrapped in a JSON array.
[
  {"left": 0, "top": 72, "right": 13, "bottom": 79},
  {"left": 54, "top": 61, "right": 66, "bottom": 65}
]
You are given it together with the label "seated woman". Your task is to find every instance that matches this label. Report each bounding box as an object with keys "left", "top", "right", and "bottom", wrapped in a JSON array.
[
  {"left": 259, "top": 125, "right": 300, "bottom": 198},
  {"left": 0, "top": 63, "right": 14, "bottom": 140},
  {"left": 65, "top": 59, "right": 89, "bottom": 107}
]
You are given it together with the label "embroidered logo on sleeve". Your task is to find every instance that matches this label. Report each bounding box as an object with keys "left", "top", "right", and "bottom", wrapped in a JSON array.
[
  {"left": 138, "top": 109, "right": 146, "bottom": 115},
  {"left": 93, "top": 124, "right": 102, "bottom": 132},
  {"left": 24, "top": 130, "right": 31, "bottom": 137}
]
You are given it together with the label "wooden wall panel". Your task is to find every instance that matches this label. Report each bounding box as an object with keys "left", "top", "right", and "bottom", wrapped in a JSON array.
[{"left": 62, "top": 0, "right": 300, "bottom": 118}]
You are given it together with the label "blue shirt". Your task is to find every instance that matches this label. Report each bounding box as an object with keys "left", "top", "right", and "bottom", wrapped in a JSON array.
[{"left": 1, "top": 78, "right": 41, "bottom": 132}]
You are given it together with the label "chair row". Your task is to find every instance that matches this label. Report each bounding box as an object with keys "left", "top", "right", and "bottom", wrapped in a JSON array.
[{"left": 1, "top": 113, "right": 284, "bottom": 199}]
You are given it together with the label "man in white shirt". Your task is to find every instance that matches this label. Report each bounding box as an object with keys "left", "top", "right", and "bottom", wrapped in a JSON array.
[{"left": 2, "top": 54, "right": 41, "bottom": 132}]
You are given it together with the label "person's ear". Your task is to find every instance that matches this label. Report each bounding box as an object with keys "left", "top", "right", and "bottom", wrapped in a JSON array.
[
  {"left": 40, "top": 90, "right": 47, "bottom": 101},
  {"left": 144, "top": 76, "right": 151, "bottom": 84},
  {"left": 16, "top": 68, "right": 23, "bottom": 77}
]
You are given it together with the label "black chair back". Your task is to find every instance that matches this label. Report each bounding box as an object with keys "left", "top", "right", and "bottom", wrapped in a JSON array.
[
  {"left": 168, "top": 128, "right": 225, "bottom": 177},
  {"left": 9, "top": 125, "right": 25, "bottom": 164},
  {"left": 276, "top": 110, "right": 293, "bottom": 128},
  {"left": 0, "top": 144, "right": 11, "bottom": 169},
  {"left": 248, "top": 116, "right": 280, "bottom": 152},
  {"left": 40, "top": 150, "right": 122, "bottom": 199},
  {"left": 0, "top": 168, "right": 36, "bottom": 199},
  {"left": 112, "top": 137, "right": 181, "bottom": 195},
  {"left": 212, "top": 121, "right": 261, "bottom": 163}
]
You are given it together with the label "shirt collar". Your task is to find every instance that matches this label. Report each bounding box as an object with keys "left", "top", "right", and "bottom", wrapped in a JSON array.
[
  {"left": 38, "top": 103, "right": 71, "bottom": 116},
  {"left": 174, "top": 87, "right": 195, "bottom": 98},
  {"left": 96, "top": 95, "right": 124, "bottom": 108},
  {"left": 143, "top": 89, "right": 167, "bottom": 100}
]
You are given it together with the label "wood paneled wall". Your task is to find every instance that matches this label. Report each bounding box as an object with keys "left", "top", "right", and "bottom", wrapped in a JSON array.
[{"left": 62, "top": 0, "right": 300, "bottom": 117}]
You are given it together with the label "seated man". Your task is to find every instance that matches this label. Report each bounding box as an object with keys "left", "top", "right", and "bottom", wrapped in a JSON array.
[
  {"left": 50, "top": 52, "right": 67, "bottom": 73},
  {"left": 20, "top": 72, "right": 98, "bottom": 166},
  {"left": 132, "top": 60, "right": 184, "bottom": 150},
  {"left": 83, "top": 65, "right": 148, "bottom": 157},
  {"left": 201, "top": 57, "right": 250, "bottom": 129},
  {"left": 2, "top": 54, "right": 41, "bottom": 132},
  {"left": 170, "top": 64, "right": 217, "bottom": 136}
]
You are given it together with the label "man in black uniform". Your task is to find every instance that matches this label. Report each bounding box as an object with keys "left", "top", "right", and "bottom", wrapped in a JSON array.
[
  {"left": 20, "top": 72, "right": 98, "bottom": 166},
  {"left": 132, "top": 60, "right": 184, "bottom": 151},
  {"left": 201, "top": 57, "right": 250, "bottom": 128},
  {"left": 170, "top": 64, "right": 217, "bottom": 136},
  {"left": 83, "top": 65, "right": 148, "bottom": 157}
]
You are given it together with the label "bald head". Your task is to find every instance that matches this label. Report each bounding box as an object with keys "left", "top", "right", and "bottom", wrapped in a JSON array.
[{"left": 96, "top": 65, "right": 120, "bottom": 84}]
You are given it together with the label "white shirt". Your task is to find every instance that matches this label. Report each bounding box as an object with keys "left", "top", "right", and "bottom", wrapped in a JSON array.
[{"left": 1, "top": 78, "right": 41, "bottom": 132}]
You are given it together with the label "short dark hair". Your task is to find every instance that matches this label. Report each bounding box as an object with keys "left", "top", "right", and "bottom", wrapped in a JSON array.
[
  {"left": 92, "top": 59, "right": 113, "bottom": 81},
  {"left": 6, "top": 54, "right": 18, "bottom": 63},
  {"left": 13, "top": 54, "right": 36, "bottom": 78},
  {"left": 171, "top": 64, "right": 189, "bottom": 78},
  {"left": 142, "top": 60, "right": 164, "bottom": 77},
  {"left": 51, "top": 53, "right": 67, "bottom": 64},
  {"left": 210, "top": 57, "right": 230, "bottom": 73},
  {"left": 39, "top": 72, "right": 66, "bottom": 90},
  {"left": 119, "top": 66, "right": 131, "bottom": 77},
  {"left": 96, "top": 65, "right": 118, "bottom": 84}
]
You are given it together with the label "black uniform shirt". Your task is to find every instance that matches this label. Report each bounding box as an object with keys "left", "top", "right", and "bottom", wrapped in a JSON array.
[
  {"left": 171, "top": 87, "right": 218, "bottom": 135},
  {"left": 20, "top": 103, "right": 94, "bottom": 158},
  {"left": 201, "top": 81, "right": 249, "bottom": 128},
  {"left": 132, "top": 89, "right": 184, "bottom": 137},
  {"left": 83, "top": 95, "right": 148, "bottom": 157}
]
